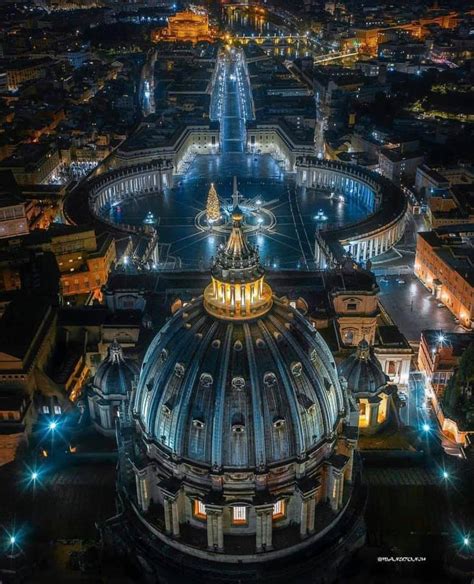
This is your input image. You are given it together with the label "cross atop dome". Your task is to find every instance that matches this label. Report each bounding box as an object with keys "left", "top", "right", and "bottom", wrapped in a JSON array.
[{"left": 231, "top": 176, "right": 241, "bottom": 210}]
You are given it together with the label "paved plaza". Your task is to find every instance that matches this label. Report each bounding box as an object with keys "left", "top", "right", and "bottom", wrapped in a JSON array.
[{"left": 110, "top": 54, "right": 370, "bottom": 270}]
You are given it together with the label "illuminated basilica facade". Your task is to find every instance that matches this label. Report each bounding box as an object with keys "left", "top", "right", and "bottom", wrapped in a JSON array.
[{"left": 105, "top": 207, "right": 365, "bottom": 581}]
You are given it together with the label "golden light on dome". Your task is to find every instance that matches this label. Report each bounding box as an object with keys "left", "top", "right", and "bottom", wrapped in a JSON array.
[{"left": 204, "top": 206, "right": 272, "bottom": 321}]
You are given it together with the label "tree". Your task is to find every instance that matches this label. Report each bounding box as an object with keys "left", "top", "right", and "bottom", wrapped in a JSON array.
[{"left": 206, "top": 183, "right": 220, "bottom": 223}]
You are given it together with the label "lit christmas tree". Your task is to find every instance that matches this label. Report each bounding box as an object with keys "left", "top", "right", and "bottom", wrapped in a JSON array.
[{"left": 206, "top": 183, "right": 220, "bottom": 223}]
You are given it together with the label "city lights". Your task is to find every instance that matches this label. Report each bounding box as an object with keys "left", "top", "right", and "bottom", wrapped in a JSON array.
[{"left": 0, "top": 0, "right": 471, "bottom": 580}]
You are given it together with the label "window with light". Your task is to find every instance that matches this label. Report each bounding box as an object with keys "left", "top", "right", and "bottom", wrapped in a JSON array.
[
  {"left": 232, "top": 506, "right": 247, "bottom": 524},
  {"left": 272, "top": 500, "right": 285, "bottom": 520},
  {"left": 194, "top": 499, "right": 207, "bottom": 519}
]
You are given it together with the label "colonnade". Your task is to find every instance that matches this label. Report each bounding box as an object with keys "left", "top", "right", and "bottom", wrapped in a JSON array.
[
  {"left": 342, "top": 217, "right": 406, "bottom": 263},
  {"left": 297, "top": 164, "right": 377, "bottom": 212},
  {"left": 296, "top": 158, "right": 407, "bottom": 267},
  {"left": 89, "top": 161, "right": 174, "bottom": 217}
]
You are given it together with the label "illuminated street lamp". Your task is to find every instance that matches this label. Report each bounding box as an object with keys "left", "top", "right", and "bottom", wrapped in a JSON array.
[{"left": 422, "top": 423, "right": 430, "bottom": 433}]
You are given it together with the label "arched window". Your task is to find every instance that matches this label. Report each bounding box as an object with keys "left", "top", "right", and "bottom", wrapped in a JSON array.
[
  {"left": 272, "top": 500, "right": 285, "bottom": 520},
  {"left": 194, "top": 499, "right": 207, "bottom": 520},
  {"left": 232, "top": 506, "right": 247, "bottom": 525}
]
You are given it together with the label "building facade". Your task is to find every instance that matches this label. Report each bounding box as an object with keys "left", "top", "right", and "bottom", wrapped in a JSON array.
[{"left": 414, "top": 225, "right": 474, "bottom": 329}]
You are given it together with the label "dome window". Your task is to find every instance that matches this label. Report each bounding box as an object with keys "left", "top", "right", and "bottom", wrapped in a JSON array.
[
  {"left": 193, "top": 418, "right": 205, "bottom": 430},
  {"left": 291, "top": 362, "right": 303, "bottom": 377},
  {"left": 211, "top": 339, "right": 221, "bottom": 349},
  {"left": 199, "top": 373, "right": 213, "bottom": 388},
  {"left": 232, "top": 505, "right": 247, "bottom": 525},
  {"left": 273, "top": 332, "right": 283, "bottom": 342},
  {"left": 273, "top": 417, "right": 285, "bottom": 429},
  {"left": 174, "top": 363, "right": 185, "bottom": 378},
  {"left": 232, "top": 423, "right": 245, "bottom": 433},
  {"left": 146, "top": 379, "right": 154, "bottom": 392},
  {"left": 307, "top": 403, "right": 317, "bottom": 415},
  {"left": 233, "top": 340, "right": 243, "bottom": 352},
  {"left": 272, "top": 500, "right": 285, "bottom": 520},
  {"left": 162, "top": 404, "right": 172, "bottom": 417},
  {"left": 194, "top": 499, "right": 207, "bottom": 519},
  {"left": 263, "top": 372, "right": 277, "bottom": 387},
  {"left": 232, "top": 377, "right": 245, "bottom": 391},
  {"left": 256, "top": 338, "right": 265, "bottom": 348},
  {"left": 160, "top": 349, "right": 168, "bottom": 362}
]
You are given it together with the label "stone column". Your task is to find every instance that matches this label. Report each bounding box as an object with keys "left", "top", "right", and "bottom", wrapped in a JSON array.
[
  {"left": 300, "top": 498, "right": 308, "bottom": 537},
  {"left": 206, "top": 506, "right": 224, "bottom": 552},
  {"left": 307, "top": 496, "right": 316, "bottom": 534},
  {"left": 256, "top": 505, "right": 273, "bottom": 551},
  {"left": 162, "top": 491, "right": 180, "bottom": 538},
  {"left": 338, "top": 477, "right": 344, "bottom": 508},
  {"left": 368, "top": 402, "right": 379, "bottom": 429},
  {"left": 329, "top": 469, "right": 344, "bottom": 512},
  {"left": 344, "top": 441, "right": 356, "bottom": 483},
  {"left": 135, "top": 472, "right": 150, "bottom": 513},
  {"left": 163, "top": 498, "right": 172, "bottom": 534},
  {"left": 171, "top": 498, "right": 180, "bottom": 537}
]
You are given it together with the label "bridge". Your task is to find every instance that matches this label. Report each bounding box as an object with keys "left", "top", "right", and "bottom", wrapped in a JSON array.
[
  {"left": 312, "top": 51, "right": 359, "bottom": 64},
  {"left": 229, "top": 33, "right": 309, "bottom": 43}
]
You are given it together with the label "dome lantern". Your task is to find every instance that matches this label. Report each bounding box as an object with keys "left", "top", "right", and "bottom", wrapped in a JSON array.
[{"left": 203, "top": 186, "right": 272, "bottom": 320}]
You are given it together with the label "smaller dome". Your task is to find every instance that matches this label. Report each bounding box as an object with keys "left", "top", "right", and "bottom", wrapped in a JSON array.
[
  {"left": 93, "top": 340, "right": 139, "bottom": 396},
  {"left": 338, "top": 339, "right": 388, "bottom": 395}
]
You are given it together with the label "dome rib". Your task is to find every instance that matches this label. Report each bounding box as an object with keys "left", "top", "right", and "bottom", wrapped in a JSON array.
[
  {"left": 143, "top": 313, "right": 207, "bottom": 438},
  {"left": 291, "top": 317, "right": 346, "bottom": 417},
  {"left": 267, "top": 312, "right": 333, "bottom": 436},
  {"left": 211, "top": 323, "right": 234, "bottom": 469},
  {"left": 257, "top": 318, "right": 305, "bottom": 457},
  {"left": 174, "top": 319, "right": 219, "bottom": 458},
  {"left": 243, "top": 322, "right": 267, "bottom": 469}
]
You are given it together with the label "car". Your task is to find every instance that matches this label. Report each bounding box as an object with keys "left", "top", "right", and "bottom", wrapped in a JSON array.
[
  {"left": 398, "top": 392, "right": 407, "bottom": 402},
  {"left": 437, "top": 302, "right": 445, "bottom": 308},
  {"left": 396, "top": 278, "right": 406, "bottom": 284}
]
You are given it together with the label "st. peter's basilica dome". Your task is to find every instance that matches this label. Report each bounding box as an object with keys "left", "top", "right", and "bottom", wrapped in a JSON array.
[{"left": 111, "top": 204, "right": 364, "bottom": 580}]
